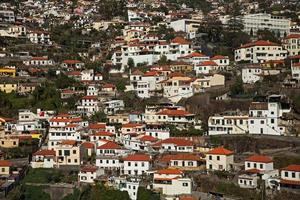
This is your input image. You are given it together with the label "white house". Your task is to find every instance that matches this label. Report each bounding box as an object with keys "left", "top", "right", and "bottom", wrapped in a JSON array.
[
  {"left": 235, "top": 40, "right": 287, "bottom": 64},
  {"left": 208, "top": 111, "right": 249, "bottom": 135},
  {"left": 280, "top": 164, "right": 300, "bottom": 190},
  {"left": 145, "top": 124, "right": 170, "bottom": 140},
  {"left": 153, "top": 138, "right": 194, "bottom": 153},
  {"left": 103, "top": 100, "right": 125, "bottom": 115},
  {"left": 27, "top": 30, "right": 51, "bottom": 45},
  {"left": 248, "top": 96, "right": 291, "bottom": 135},
  {"left": 77, "top": 95, "right": 99, "bottom": 116},
  {"left": 78, "top": 165, "right": 102, "bottom": 184},
  {"left": 31, "top": 149, "right": 56, "bottom": 168},
  {"left": 291, "top": 63, "right": 300, "bottom": 80},
  {"left": 153, "top": 168, "right": 192, "bottom": 197},
  {"left": 81, "top": 69, "right": 94, "bottom": 81},
  {"left": 115, "top": 177, "right": 140, "bottom": 200},
  {"left": 282, "top": 34, "right": 300, "bottom": 56},
  {"left": 238, "top": 174, "right": 259, "bottom": 189},
  {"left": 206, "top": 147, "right": 234, "bottom": 171},
  {"left": 242, "top": 66, "right": 263, "bottom": 84},
  {"left": 96, "top": 156, "right": 121, "bottom": 170},
  {"left": 245, "top": 155, "right": 274, "bottom": 172},
  {"left": 23, "top": 56, "right": 54, "bottom": 66},
  {"left": 122, "top": 154, "right": 151, "bottom": 176}
]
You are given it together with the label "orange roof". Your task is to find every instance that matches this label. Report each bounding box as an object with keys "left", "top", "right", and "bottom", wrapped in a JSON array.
[
  {"left": 49, "top": 118, "right": 71, "bottom": 123},
  {"left": 281, "top": 164, "right": 300, "bottom": 172},
  {"left": 245, "top": 168, "right": 261, "bottom": 174},
  {"left": 61, "top": 140, "right": 77, "bottom": 146},
  {"left": 157, "top": 109, "right": 193, "bottom": 116},
  {"left": 249, "top": 102, "right": 268, "bottom": 110},
  {"left": 123, "top": 154, "right": 151, "bottom": 161},
  {"left": 159, "top": 138, "right": 193, "bottom": 146},
  {"left": 32, "top": 56, "right": 48, "bottom": 60},
  {"left": 180, "top": 52, "right": 207, "bottom": 58},
  {"left": 139, "top": 135, "right": 157, "bottom": 142},
  {"left": 63, "top": 60, "right": 82, "bottom": 64},
  {"left": 67, "top": 71, "right": 81, "bottom": 76},
  {"left": 239, "top": 40, "right": 280, "bottom": 48},
  {"left": 33, "top": 149, "right": 56, "bottom": 156},
  {"left": 0, "top": 160, "right": 12, "bottom": 167},
  {"left": 157, "top": 168, "right": 183, "bottom": 175},
  {"left": 211, "top": 55, "right": 228, "bottom": 60},
  {"left": 144, "top": 71, "right": 160, "bottom": 77},
  {"left": 94, "top": 131, "right": 114, "bottom": 137},
  {"left": 81, "top": 165, "right": 97, "bottom": 173},
  {"left": 207, "top": 147, "right": 233, "bottom": 155},
  {"left": 169, "top": 72, "right": 185, "bottom": 78},
  {"left": 284, "top": 34, "right": 300, "bottom": 40},
  {"left": 131, "top": 69, "right": 144, "bottom": 76},
  {"left": 245, "top": 155, "right": 273, "bottom": 163},
  {"left": 171, "top": 37, "right": 190, "bottom": 45},
  {"left": 122, "top": 123, "right": 144, "bottom": 128},
  {"left": 170, "top": 154, "right": 202, "bottom": 161},
  {"left": 81, "top": 142, "right": 95, "bottom": 149},
  {"left": 102, "top": 83, "right": 116, "bottom": 88},
  {"left": 89, "top": 123, "right": 106, "bottom": 130},
  {"left": 180, "top": 196, "right": 197, "bottom": 200},
  {"left": 198, "top": 60, "right": 218, "bottom": 66},
  {"left": 280, "top": 179, "right": 300, "bottom": 186},
  {"left": 82, "top": 95, "right": 97, "bottom": 100},
  {"left": 97, "top": 141, "right": 121, "bottom": 150},
  {"left": 65, "top": 124, "right": 78, "bottom": 128}
]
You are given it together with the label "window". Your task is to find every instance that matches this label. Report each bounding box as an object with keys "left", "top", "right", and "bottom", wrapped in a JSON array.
[
  {"left": 247, "top": 163, "right": 250, "bottom": 168},
  {"left": 128, "top": 162, "right": 131, "bottom": 167},
  {"left": 271, "top": 119, "right": 274, "bottom": 123},
  {"left": 73, "top": 150, "right": 76, "bottom": 154},
  {"left": 250, "top": 120, "right": 254, "bottom": 124},
  {"left": 254, "top": 163, "right": 257, "bottom": 168},
  {"left": 74, "top": 159, "right": 77, "bottom": 163},
  {"left": 64, "top": 150, "right": 70, "bottom": 156},
  {"left": 217, "top": 156, "right": 220, "bottom": 161},
  {"left": 240, "top": 179, "right": 243, "bottom": 183},
  {"left": 285, "top": 171, "right": 288, "bottom": 177},
  {"left": 182, "top": 183, "right": 188, "bottom": 187},
  {"left": 209, "top": 155, "right": 212, "bottom": 160},
  {"left": 1, "top": 168, "right": 5, "bottom": 172},
  {"left": 68, "top": 159, "right": 71, "bottom": 163},
  {"left": 260, "top": 164, "right": 263, "bottom": 169},
  {"left": 292, "top": 172, "right": 296, "bottom": 178}
]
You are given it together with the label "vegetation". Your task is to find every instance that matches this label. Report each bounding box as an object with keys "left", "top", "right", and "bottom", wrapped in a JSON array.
[
  {"left": 137, "top": 187, "right": 160, "bottom": 200},
  {"left": 168, "top": 125, "right": 204, "bottom": 137}
]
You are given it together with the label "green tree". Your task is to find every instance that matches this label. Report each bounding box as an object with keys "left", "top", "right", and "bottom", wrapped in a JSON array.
[
  {"left": 116, "top": 79, "right": 126, "bottom": 92},
  {"left": 256, "top": 29, "right": 280, "bottom": 43},
  {"left": 127, "top": 58, "right": 135, "bottom": 69},
  {"left": 90, "top": 111, "right": 107, "bottom": 122},
  {"left": 230, "top": 76, "right": 244, "bottom": 96},
  {"left": 157, "top": 55, "right": 168, "bottom": 65},
  {"left": 137, "top": 187, "right": 160, "bottom": 200}
]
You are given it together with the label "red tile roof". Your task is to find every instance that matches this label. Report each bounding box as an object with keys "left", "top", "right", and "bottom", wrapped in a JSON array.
[
  {"left": 144, "top": 71, "right": 160, "bottom": 77},
  {"left": 61, "top": 140, "right": 77, "bottom": 146},
  {"left": 211, "top": 55, "right": 228, "bottom": 60},
  {"left": 102, "top": 83, "right": 116, "bottom": 88},
  {"left": 89, "top": 123, "right": 106, "bottom": 130},
  {"left": 180, "top": 196, "right": 197, "bottom": 200},
  {"left": 97, "top": 141, "right": 121, "bottom": 150},
  {"left": 33, "top": 149, "right": 56, "bottom": 156},
  {"left": 123, "top": 154, "right": 151, "bottom": 161},
  {"left": 131, "top": 69, "right": 144, "bottom": 76},
  {"left": 281, "top": 164, "right": 300, "bottom": 172},
  {"left": 159, "top": 138, "right": 193, "bottom": 146},
  {"left": 170, "top": 154, "right": 202, "bottom": 161},
  {"left": 239, "top": 40, "right": 280, "bottom": 49},
  {"left": 63, "top": 60, "right": 82, "bottom": 64},
  {"left": 245, "top": 155, "right": 273, "bottom": 163},
  {"left": 94, "top": 131, "right": 114, "bottom": 137},
  {"left": 171, "top": 37, "right": 190, "bottom": 45},
  {"left": 122, "top": 123, "right": 144, "bottom": 128},
  {"left": 139, "top": 135, "right": 157, "bottom": 142},
  {"left": 207, "top": 147, "right": 233, "bottom": 155},
  {"left": 0, "top": 160, "right": 12, "bottom": 167},
  {"left": 81, "top": 142, "right": 95, "bottom": 149},
  {"left": 82, "top": 95, "right": 97, "bottom": 100},
  {"left": 81, "top": 165, "right": 97, "bottom": 173},
  {"left": 157, "top": 168, "right": 183, "bottom": 175},
  {"left": 197, "top": 60, "right": 218, "bottom": 66},
  {"left": 284, "top": 34, "right": 300, "bottom": 40},
  {"left": 157, "top": 109, "right": 193, "bottom": 116},
  {"left": 180, "top": 52, "right": 207, "bottom": 58},
  {"left": 245, "top": 168, "right": 261, "bottom": 174},
  {"left": 280, "top": 179, "right": 300, "bottom": 186}
]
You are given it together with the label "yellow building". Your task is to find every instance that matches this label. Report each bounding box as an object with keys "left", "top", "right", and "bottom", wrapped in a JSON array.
[
  {"left": 0, "top": 137, "right": 19, "bottom": 148},
  {"left": 0, "top": 83, "right": 17, "bottom": 93},
  {"left": 55, "top": 140, "right": 82, "bottom": 167},
  {"left": 0, "top": 160, "right": 12, "bottom": 175},
  {"left": 0, "top": 68, "right": 16, "bottom": 77}
]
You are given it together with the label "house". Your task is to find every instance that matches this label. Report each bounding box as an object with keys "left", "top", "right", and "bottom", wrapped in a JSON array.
[
  {"left": 206, "top": 147, "right": 234, "bottom": 171},
  {"left": 122, "top": 154, "right": 151, "bottom": 175},
  {"left": 242, "top": 65, "right": 281, "bottom": 84},
  {"left": 208, "top": 111, "right": 249, "bottom": 135},
  {"left": 27, "top": 30, "right": 51, "bottom": 45},
  {"left": 0, "top": 82, "right": 17, "bottom": 93},
  {"left": 90, "top": 131, "right": 114, "bottom": 142},
  {"left": 77, "top": 95, "right": 99, "bottom": 116},
  {"left": 55, "top": 140, "right": 82, "bottom": 168},
  {"left": 211, "top": 55, "right": 230, "bottom": 70},
  {"left": 17, "top": 83, "right": 38, "bottom": 94},
  {"left": 121, "top": 123, "right": 145, "bottom": 135},
  {"left": 23, "top": 56, "right": 54, "bottom": 66},
  {"left": 238, "top": 173, "right": 259, "bottom": 189},
  {"left": 248, "top": 95, "right": 291, "bottom": 135},
  {"left": 96, "top": 141, "right": 124, "bottom": 156},
  {"left": 31, "top": 149, "right": 56, "bottom": 168},
  {"left": 178, "top": 52, "right": 210, "bottom": 65},
  {"left": 282, "top": 34, "right": 300, "bottom": 56},
  {"left": 61, "top": 60, "right": 84, "bottom": 69},
  {"left": 291, "top": 63, "right": 300, "bottom": 80},
  {"left": 96, "top": 155, "right": 121, "bottom": 170},
  {"left": 245, "top": 155, "right": 274, "bottom": 171},
  {"left": 280, "top": 164, "right": 300, "bottom": 190},
  {"left": 115, "top": 177, "right": 140, "bottom": 200},
  {"left": 81, "top": 142, "right": 95, "bottom": 157},
  {"left": 235, "top": 40, "right": 287, "bottom": 64},
  {"left": 153, "top": 138, "right": 194, "bottom": 153},
  {"left": 153, "top": 168, "right": 192, "bottom": 197},
  {"left": 194, "top": 60, "right": 218, "bottom": 74},
  {"left": 103, "top": 100, "right": 124, "bottom": 115},
  {"left": 81, "top": 69, "right": 94, "bottom": 81},
  {"left": 165, "top": 154, "right": 203, "bottom": 170},
  {"left": 78, "top": 165, "right": 101, "bottom": 184},
  {"left": 0, "top": 160, "right": 12, "bottom": 175},
  {"left": 155, "top": 109, "right": 195, "bottom": 125},
  {"left": 108, "top": 114, "right": 130, "bottom": 124},
  {"left": 0, "top": 137, "right": 19, "bottom": 148},
  {"left": 145, "top": 124, "right": 170, "bottom": 140}
]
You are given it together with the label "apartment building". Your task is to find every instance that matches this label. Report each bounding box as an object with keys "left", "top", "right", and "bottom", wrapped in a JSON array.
[
  {"left": 282, "top": 34, "right": 300, "bottom": 56},
  {"left": 235, "top": 40, "right": 287, "bottom": 64},
  {"left": 242, "top": 13, "right": 290, "bottom": 37},
  {"left": 122, "top": 154, "right": 151, "bottom": 175}
]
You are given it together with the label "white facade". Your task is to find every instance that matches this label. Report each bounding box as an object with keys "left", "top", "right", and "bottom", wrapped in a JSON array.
[
  {"left": 242, "top": 13, "right": 290, "bottom": 37},
  {"left": 104, "top": 100, "right": 125, "bottom": 115},
  {"left": 235, "top": 40, "right": 287, "bottom": 63},
  {"left": 238, "top": 174, "right": 258, "bottom": 189},
  {"left": 81, "top": 69, "right": 94, "bottom": 81},
  {"left": 145, "top": 125, "right": 170, "bottom": 140},
  {"left": 283, "top": 34, "right": 300, "bottom": 56},
  {"left": 96, "top": 156, "right": 121, "bottom": 170},
  {"left": 242, "top": 67, "right": 262, "bottom": 84},
  {"left": 122, "top": 155, "right": 151, "bottom": 176},
  {"left": 23, "top": 57, "right": 54, "bottom": 66},
  {"left": 28, "top": 31, "right": 51, "bottom": 45},
  {"left": 208, "top": 113, "right": 249, "bottom": 135},
  {"left": 206, "top": 147, "right": 234, "bottom": 171},
  {"left": 291, "top": 63, "right": 300, "bottom": 80}
]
